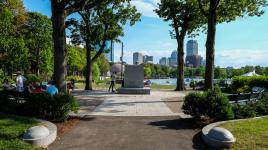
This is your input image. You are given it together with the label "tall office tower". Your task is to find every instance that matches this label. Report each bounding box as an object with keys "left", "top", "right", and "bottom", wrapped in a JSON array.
[
  {"left": 186, "top": 40, "right": 198, "bottom": 56},
  {"left": 169, "top": 50, "right": 178, "bottom": 67},
  {"left": 159, "top": 57, "right": 169, "bottom": 66},
  {"left": 186, "top": 55, "right": 203, "bottom": 67},
  {"left": 133, "top": 52, "right": 143, "bottom": 65},
  {"left": 105, "top": 40, "right": 114, "bottom": 62}
]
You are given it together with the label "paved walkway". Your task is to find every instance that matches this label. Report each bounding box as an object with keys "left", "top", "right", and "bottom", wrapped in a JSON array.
[
  {"left": 71, "top": 90, "right": 189, "bottom": 117},
  {"left": 50, "top": 116, "right": 205, "bottom": 150},
  {"left": 50, "top": 90, "right": 205, "bottom": 150}
]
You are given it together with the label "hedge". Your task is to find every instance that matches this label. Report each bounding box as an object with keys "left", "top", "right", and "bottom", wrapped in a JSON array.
[
  {"left": 231, "top": 76, "right": 268, "bottom": 93},
  {"left": 0, "top": 91, "right": 79, "bottom": 121}
]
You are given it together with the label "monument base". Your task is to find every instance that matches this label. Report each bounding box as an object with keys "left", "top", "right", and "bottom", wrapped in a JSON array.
[{"left": 117, "top": 87, "right": 151, "bottom": 94}]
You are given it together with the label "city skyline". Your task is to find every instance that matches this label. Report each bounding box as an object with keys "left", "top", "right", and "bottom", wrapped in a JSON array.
[{"left": 23, "top": 0, "right": 268, "bottom": 68}]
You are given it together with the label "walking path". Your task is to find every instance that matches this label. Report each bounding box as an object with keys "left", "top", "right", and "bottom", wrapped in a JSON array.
[
  {"left": 50, "top": 90, "right": 205, "bottom": 150},
  {"left": 71, "top": 90, "right": 189, "bottom": 117}
]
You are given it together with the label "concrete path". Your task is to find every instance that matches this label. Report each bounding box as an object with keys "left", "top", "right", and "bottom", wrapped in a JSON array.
[
  {"left": 71, "top": 90, "right": 189, "bottom": 117},
  {"left": 50, "top": 116, "right": 205, "bottom": 150}
]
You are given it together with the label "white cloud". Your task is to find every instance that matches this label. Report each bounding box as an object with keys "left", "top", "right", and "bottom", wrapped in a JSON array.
[
  {"left": 130, "top": 0, "right": 159, "bottom": 18},
  {"left": 215, "top": 49, "right": 268, "bottom": 68}
]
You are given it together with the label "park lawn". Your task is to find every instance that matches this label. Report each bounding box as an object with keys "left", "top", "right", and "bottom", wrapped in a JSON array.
[
  {"left": 0, "top": 114, "right": 39, "bottom": 150},
  {"left": 75, "top": 82, "right": 176, "bottom": 90},
  {"left": 219, "top": 116, "right": 268, "bottom": 150}
]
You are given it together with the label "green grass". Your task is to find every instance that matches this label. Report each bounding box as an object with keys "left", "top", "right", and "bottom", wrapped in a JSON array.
[
  {"left": 75, "top": 82, "right": 176, "bottom": 90},
  {"left": 219, "top": 116, "right": 268, "bottom": 150},
  {"left": 0, "top": 114, "right": 39, "bottom": 150}
]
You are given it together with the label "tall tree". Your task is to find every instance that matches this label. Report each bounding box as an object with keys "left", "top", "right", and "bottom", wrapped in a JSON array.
[
  {"left": 50, "top": 0, "right": 107, "bottom": 91},
  {"left": 23, "top": 12, "right": 53, "bottom": 76},
  {"left": 0, "top": 0, "right": 28, "bottom": 75},
  {"left": 156, "top": 0, "right": 205, "bottom": 91},
  {"left": 68, "top": 1, "right": 140, "bottom": 90},
  {"left": 197, "top": 0, "right": 267, "bottom": 90}
]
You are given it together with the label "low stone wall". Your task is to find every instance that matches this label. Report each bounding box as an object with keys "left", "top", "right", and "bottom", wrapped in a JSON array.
[
  {"left": 202, "top": 116, "right": 267, "bottom": 148},
  {"left": 23, "top": 119, "right": 57, "bottom": 148}
]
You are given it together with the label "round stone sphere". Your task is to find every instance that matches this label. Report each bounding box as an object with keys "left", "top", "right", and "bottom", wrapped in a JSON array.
[
  {"left": 23, "top": 125, "right": 50, "bottom": 140},
  {"left": 207, "top": 127, "right": 235, "bottom": 142},
  {"left": 204, "top": 127, "right": 235, "bottom": 148}
]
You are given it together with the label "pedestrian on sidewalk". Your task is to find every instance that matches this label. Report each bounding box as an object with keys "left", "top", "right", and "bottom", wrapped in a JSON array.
[{"left": 109, "top": 72, "right": 116, "bottom": 92}]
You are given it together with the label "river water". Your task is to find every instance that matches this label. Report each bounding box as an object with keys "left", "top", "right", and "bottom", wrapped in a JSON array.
[{"left": 149, "top": 78, "right": 204, "bottom": 86}]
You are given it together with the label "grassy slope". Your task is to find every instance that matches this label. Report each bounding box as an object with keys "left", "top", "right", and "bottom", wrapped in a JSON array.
[
  {"left": 219, "top": 116, "right": 268, "bottom": 150},
  {"left": 0, "top": 114, "right": 38, "bottom": 150}
]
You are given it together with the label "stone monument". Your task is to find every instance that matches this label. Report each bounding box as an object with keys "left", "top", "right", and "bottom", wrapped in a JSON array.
[{"left": 117, "top": 65, "right": 150, "bottom": 94}]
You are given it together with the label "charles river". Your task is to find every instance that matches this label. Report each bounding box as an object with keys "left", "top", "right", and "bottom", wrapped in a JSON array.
[{"left": 149, "top": 78, "right": 204, "bottom": 86}]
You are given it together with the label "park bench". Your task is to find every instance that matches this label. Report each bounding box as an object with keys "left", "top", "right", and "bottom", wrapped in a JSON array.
[{"left": 226, "top": 87, "right": 265, "bottom": 105}]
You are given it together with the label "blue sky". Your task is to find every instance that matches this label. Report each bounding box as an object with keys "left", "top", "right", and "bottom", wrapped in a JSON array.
[{"left": 23, "top": 0, "right": 268, "bottom": 68}]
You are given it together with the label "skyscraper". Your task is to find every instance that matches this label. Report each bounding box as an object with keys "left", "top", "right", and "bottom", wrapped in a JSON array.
[
  {"left": 169, "top": 50, "right": 178, "bottom": 67},
  {"left": 133, "top": 52, "right": 143, "bottom": 65},
  {"left": 143, "top": 55, "right": 153, "bottom": 63},
  {"left": 159, "top": 57, "right": 169, "bottom": 66},
  {"left": 186, "top": 40, "right": 198, "bottom": 56}
]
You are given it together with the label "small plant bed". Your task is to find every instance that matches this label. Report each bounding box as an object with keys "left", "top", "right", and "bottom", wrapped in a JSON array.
[
  {"left": 0, "top": 114, "right": 39, "bottom": 150},
  {"left": 218, "top": 116, "right": 268, "bottom": 150},
  {"left": 54, "top": 117, "right": 80, "bottom": 136}
]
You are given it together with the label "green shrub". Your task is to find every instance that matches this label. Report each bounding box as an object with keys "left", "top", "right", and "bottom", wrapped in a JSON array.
[
  {"left": 232, "top": 104, "right": 256, "bottom": 119},
  {"left": 182, "top": 92, "right": 206, "bottom": 118},
  {"left": 231, "top": 76, "right": 268, "bottom": 93},
  {"left": 0, "top": 91, "right": 79, "bottom": 121},
  {"left": 182, "top": 87, "right": 234, "bottom": 121},
  {"left": 254, "top": 93, "right": 268, "bottom": 116}
]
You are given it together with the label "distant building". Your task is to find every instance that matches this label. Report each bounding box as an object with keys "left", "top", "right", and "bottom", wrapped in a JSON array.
[
  {"left": 159, "top": 57, "right": 169, "bottom": 66},
  {"left": 133, "top": 52, "right": 143, "bottom": 65},
  {"left": 201, "top": 59, "right": 206, "bottom": 67},
  {"left": 186, "top": 55, "right": 203, "bottom": 67},
  {"left": 187, "top": 40, "right": 198, "bottom": 56},
  {"left": 226, "top": 66, "right": 234, "bottom": 70},
  {"left": 143, "top": 55, "right": 154, "bottom": 64},
  {"left": 168, "top": 50, "right": 178, "bottom": 67}
]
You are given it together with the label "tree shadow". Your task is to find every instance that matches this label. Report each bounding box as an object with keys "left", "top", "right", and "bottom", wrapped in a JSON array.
[{"left": 148, "top": 117, "right": 206, "bottom": 130}]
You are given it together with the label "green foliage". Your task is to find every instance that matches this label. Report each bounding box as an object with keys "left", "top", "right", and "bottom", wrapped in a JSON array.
[
  {"left": 24, "top": 74, "right": 41, "bottom": 85},
  {"left": 92, "top": 63, "right": 100, "bottom": 82},
  {"left": 231, "top": 76, "right": 268, "bottom": 93},
  {"left": 255, "top": 93, "right": 268, "bottom": 115},
  {"left": 67, "top": 45, "right": 86, "bottom": 73},
  {"left": 232, "top": 104, "right": 256, "bottom": 119},
  {"left": 214, "top": 67, "right": 227, "bottom": 79},
  {"left": 0, "top": 91, "right": 79, "bottom": 121},
  {"left": 0, "top": 114, "right": 37, "bottom": 150},
  {"left": 183, "top": 87, "right": 234, "bottom": 121}
]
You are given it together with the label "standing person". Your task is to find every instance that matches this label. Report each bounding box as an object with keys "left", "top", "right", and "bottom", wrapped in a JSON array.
[
  {"left": 109, "top": 72, "right": 116, "bottom": 92},
  {"left": 16, "top": 72, "right": 26, "bottom": 92}
]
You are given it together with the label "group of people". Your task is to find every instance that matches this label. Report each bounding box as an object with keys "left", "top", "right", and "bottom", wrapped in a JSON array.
[{"left": 2, "top": 72, "right": 58, "bottom": 96}]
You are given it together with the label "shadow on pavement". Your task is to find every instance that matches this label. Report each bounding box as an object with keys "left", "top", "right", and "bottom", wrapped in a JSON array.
[{"left": 148, "top": 118, "right": 204, "bottom": 130}]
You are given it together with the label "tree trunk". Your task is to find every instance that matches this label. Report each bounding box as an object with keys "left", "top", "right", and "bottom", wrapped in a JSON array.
[
  {"left": 36, "top": 48, "right": 40, "bottom": 77},
  {"left": 175, "top": 35, "right": 186, "bottom": 91},
  {"left": 85, "top": 41, "right": 93, "bottom": 90},
  {"left": 51, "top": 2, "right": 67, "bottom": 91},
  {"left": 205, "top": 0, "right": 217, "bottom": 90}
]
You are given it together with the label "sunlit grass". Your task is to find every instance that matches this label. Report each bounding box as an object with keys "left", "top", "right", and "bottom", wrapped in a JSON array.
[
  {"left": 219, "top": 116, "right": 268, "bottom": 150},
  {"left": 0, "top": 114, "right": 39, "bottom": 150}
]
